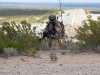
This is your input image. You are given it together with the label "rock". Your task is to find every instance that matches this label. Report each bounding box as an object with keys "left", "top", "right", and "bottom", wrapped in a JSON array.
[{"left": 4, "top": 47, "right": 19, "bottom": 57}]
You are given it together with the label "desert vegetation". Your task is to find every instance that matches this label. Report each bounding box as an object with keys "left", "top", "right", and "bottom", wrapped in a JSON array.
[
  {"left": 0, "top": 20, "right": 42, "bottom": 55},
  {"left": 0, "top": 9, "right": 63, "bottom": 56},
  {"left": 73, "top": 16, "right": 100, "bottom": 52},
  {"left": 0, "top": 9, "right": 100, "bottom": 56},
  {"left": 0, "top": 9, "right": 60, "bottom": 24}
]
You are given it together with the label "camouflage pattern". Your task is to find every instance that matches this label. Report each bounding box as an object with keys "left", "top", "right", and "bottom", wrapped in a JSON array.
[
  {"left": 48, "top": 38, "right": 58, "bottom": 61},
  {"left": 45, "top": 20, "right": 62, "bottom": 39}
]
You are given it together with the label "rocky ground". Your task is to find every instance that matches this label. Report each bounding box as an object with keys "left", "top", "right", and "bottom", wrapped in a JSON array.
[{"left": 0, "top": 51, "right": 100, "bottom": 75}]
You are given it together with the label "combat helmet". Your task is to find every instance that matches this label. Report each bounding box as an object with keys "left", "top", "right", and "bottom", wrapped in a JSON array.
[{"left": 48, "top": 14, "right": 56, "bottom": 20}]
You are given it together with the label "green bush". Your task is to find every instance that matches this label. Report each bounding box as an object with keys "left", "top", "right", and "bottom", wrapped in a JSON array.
[
  {"left": 75, "top": 16, "right": 100, "bottom": 51},
  {"left": 0, "top": 20, "right": 41, "bottom": 54},
  {"left": 25, "top": 48, "right": 38, "bottom": 54},
  {"left": 0, "top": 31, "right": 9, "bottom": 53},
  {"left": 0, "top": 42, "right": 5, "bottom": 53},
  {"left": 6, "top": 40, "right": 18, "bottom": 48},
  {"left": 70, "top": 41, "right": 88, "bottom": 52}
]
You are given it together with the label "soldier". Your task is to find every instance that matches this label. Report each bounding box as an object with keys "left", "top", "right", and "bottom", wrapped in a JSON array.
[{"left": 44, "top": 14, "right": 62, "bottom": 62}]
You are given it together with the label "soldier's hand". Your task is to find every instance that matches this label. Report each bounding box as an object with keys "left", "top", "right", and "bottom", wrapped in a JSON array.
[{"left": 55, "top": 26, "right": 60, "bottom": 31}]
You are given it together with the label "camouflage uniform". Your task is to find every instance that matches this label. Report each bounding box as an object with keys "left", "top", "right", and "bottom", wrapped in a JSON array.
[
  {"left": 48, "top": 38, "right": 59, "bottom": 61},
  {"left": 45, "top": 14, "right": 62, "bottom": 61}
]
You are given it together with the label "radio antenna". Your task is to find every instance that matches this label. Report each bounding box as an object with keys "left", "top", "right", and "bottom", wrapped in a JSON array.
[{"left": 59, "top": 0, "right": 63, "bottom": 22}]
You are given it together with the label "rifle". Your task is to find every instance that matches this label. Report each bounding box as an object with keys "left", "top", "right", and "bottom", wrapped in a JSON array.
[{"left": 39, "top": 22, "right": 56, "bottom": 42}]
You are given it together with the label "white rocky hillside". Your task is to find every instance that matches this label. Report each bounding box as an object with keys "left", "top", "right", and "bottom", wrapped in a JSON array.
[
  {"left": 59, "top": 9, "right": 100, "bottom": 38},
  {"left": 65, "top": 9, "right": 88, "bottom": 38}
]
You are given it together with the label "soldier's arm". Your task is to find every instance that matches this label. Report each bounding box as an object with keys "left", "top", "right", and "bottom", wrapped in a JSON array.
[
  {"left": 55, "top": 26, "right": 60, "bottom": 31},
  {"left": 54, "top": 21, "right": 61, "bottom": 32},
  {"left": 45, "top": 24, "right": 49, "bottom": 32}
]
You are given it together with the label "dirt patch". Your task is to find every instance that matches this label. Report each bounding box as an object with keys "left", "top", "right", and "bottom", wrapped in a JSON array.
[{"left": 0, "top": 51, "right": 100, "bottom": 75}]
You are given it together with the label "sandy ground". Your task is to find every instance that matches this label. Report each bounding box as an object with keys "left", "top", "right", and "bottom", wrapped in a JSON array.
[{"left": 0, "top": 51, "right": 100, "bottom": 75}]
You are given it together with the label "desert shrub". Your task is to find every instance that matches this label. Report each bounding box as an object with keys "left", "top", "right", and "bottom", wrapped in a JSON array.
[
  {"left": 25, "top": 48, "right": 37, "bottom": 55},
  {"left": 0, "top": 31, "right": 9, "bottom": 53},
  {"left": 0, "top": 20, "right": 41, "bottom": 54},
  {"left": 70, "top": 41, "right": 88, "bottom": 52},
  {"left": 75, "top": 16, "right": 100, "bottom": 51},
  {"left": 17, "top": 35, "right": 41, "bottom": 52},
  {"left": 6, "top": 40, "right": 18, "bottom": 48},
  {"left": 0, "top": 42, "right": 5, "bottom": 53},
  {"left": 59, "top": 35, "right": 74, "bottom": 50}
]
